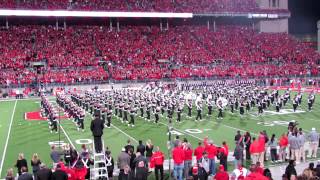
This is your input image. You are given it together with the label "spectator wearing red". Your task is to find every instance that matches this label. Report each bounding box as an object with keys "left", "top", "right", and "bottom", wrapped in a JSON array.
[
  {"left": 244, "top": 164, "right": 269, "bottom": 180},
  {"left": 258, "top": 132, "right": 267, "bottom": 167},
  {"left": 172, "top": 142, "right": 184, "bottom": 180},
  {"left": 250, "top": 137, "right": 260, "bottom": 165},
  {"left": 150, "top": 146, "right": 165, "bottom": 180},
  {"left": 194, "top": 142, "right": 205, "bottom": 163},
  {"left": 184, "top": 143, "right": 193, "bottom": 179},
  {"left": 255, "top": 161, "right": 264, "bottom": 175},
  {"left": 204, "top": 139, "right": 217, "bottom": 176},
  {"left": 214, "top": 165, "right": 229, "bottom": 180},
  {"left": 219, "top": 141, "right": 229, "bottom": 171},
  {"left": 279, "top": 133, "right": 289, "bottom": 162}
]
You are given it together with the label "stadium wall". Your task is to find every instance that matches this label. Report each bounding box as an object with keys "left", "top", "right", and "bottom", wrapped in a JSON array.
[
  {"left": 258, "top": 19, "right": 288, "bottom": 33},
  {"left": 257, "top": 0, "right": 289, "bottom": 33}
]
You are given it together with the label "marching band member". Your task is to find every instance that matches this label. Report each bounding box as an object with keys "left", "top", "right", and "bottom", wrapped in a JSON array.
[
  {"left": 207, "top": 94, "right": 213, "bottom": 116},
  {"left": 195, "top": 96, "right": 203, "bottom": 121},
  {"left": 217, "top": 99, "right": 223, "bottom": 120}
]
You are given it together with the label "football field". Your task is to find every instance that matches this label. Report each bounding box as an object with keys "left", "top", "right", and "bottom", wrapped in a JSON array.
[{"left": 0, "top": 91, "right": 320, "bottom": 178}]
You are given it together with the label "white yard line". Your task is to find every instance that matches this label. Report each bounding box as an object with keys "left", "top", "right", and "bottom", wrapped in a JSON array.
[
  {"left": 110, "top": 124, "right": 138, "bottom": 143},
  {"left": 0, "top": 100, "right": 17, "bottom": 176},
  {"left": 59, "top": 124, "right": 76, "bottom": 149}
]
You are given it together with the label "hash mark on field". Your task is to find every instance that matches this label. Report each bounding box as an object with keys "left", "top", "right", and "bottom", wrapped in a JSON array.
[{"left": 0, "top": 100, "right": 17, "bottom": 176}]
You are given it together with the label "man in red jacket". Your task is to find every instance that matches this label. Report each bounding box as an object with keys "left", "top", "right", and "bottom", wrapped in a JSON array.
[
  {"left": 172, "top": 142, "right": 185, "bottom": 180},
  {"left": 150, "top": 146, "right": 165, "bottom": 180},
  {"left": 194, "top": 142, "right": 205, "bottom": 163},
  {"left": 204, "top": 139, "right": 217, "bottom": 175}
]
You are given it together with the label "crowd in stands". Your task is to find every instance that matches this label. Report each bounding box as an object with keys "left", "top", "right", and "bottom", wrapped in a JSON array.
[
  {"left": 0, "top": 0, "right": 289, "bottom": 13},
  {"left": 0, "top": 24, "right": 319, "bottom": 86},
  {"left": 5, "top": 124, "right": 320, "bottom": 179}
]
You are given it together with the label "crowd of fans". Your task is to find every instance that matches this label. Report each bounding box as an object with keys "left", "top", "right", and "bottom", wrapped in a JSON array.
[
  {"left": 5, "top": 124, "right": 320, "bottom": 180},
  {"left": 1, "top": 24, "right": 319, "bottom": 87},
  {"left": 0, "top": 0, "right": 289, "bottom": 13}
]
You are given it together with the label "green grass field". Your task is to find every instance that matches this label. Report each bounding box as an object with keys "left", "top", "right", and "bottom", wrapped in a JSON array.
[{"left": 0, "top": 91, "right": 320, "bottom": 178}]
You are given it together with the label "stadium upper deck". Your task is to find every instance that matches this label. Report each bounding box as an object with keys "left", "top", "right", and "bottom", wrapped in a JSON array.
[{"left": 0, "top": 0, "right": 289, "bottom": 14}]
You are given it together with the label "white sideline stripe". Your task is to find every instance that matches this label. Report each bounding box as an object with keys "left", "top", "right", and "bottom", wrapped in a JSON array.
[
  {"left": 60, "top": 124, "right": 76, "bottom": 149},
  {"left": 0, "top": 100, "right": 17, "bottom": 176}
]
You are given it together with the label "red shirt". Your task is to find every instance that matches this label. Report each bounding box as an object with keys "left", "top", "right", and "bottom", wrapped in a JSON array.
[
  {"left": 215, "top": 171, "right": 229, "bottom": 180},
  {"left": 194, "top": 146, "right": 205, "bottom": 160},
  {"left": 279, "top": 136, "right": 288, "bottom": 147},
  {"left": 172, "top": 147, "right": 185, "bottom": 164},
  {"left": 256, "top": 167, "right": 264, "bottom": 175},
  {"left": 150, "top": 151, "right": 165, "bottom": 168},
  {"left": 184, "top": 148, "right": 193, "bottom": 161},
  {"left": 244, "top": 172, "right": 269, "bottom": 180},
  {"left": 250, "top": 140, "right": 261, "bottom": 154},
  {"left": 205, "top": 144, "right": 217, "bottom": 159},
  {"left": 220, "top": 144, "right": 229, "bottom": 157}
]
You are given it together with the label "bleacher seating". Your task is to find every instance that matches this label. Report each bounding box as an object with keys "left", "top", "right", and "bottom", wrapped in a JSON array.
[
  {"left": 0, "top": 0, "right": 289, "bottom": 13},
  {"left": 0, "top": 24, "right": 319, "bottom": 86}
]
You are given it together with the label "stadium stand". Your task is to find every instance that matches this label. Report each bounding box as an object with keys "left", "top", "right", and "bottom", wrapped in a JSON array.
[
  {"left": 0, "top": 0, "right": 289, "bottom": 13},
  {"left": 0, "top": 24, "right": 319, "bottom": 87}
]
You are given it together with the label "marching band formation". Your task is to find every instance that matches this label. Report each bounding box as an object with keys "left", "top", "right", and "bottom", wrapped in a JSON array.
[{"left": 40, "top": 81, "right": 316, "bottom": 133}]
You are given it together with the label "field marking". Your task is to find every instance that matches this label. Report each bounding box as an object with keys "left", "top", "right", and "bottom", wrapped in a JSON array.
[
  {"left": 110, "top": 124, "right": 138, "bottom": 143},
  {"left": 158, "top": 122, "right": 203, "bottom": 141},
  {"left": 0, "top": 100, "right": 17, "bottom": 176},
  {"left": 59, "top": 124, "right": 76, "bottom": 149}
]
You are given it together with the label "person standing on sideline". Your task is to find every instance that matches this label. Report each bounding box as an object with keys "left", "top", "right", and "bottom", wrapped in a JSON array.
[
  {"left": 150, "top": 146, "right": 165, "bottom": 180},
  {"left": 90, "top": 113, "right": 105, "bottom": 153},
  {"left": 17, "top": 167, "right": 33, "bottom": 180},
  {"left": 199, "top": 151, "right": 210, "bottom": 180},
  {"left": 35, "top": 164, "right": 52, "bottom": 180},
  {"left": 172, "top": 142, "right": 185, "bottom": 180},
  {"left": 204, "top": 139, "right": 217, "bottom": 176},
  {"left": 250, "top": 137, "right": 260, "bottom": 165},
  {"left": 30, "top": 153, "right": 41, "bottom": 176},
  {"left": 244, "top": 132, "right": 251, "bottom": 160},
  {"left": 219, "top": 141, "right": 229, "bottom": 171},
  {"left": 268, "top": 134, "right": 278, "bottom": 163},
  {"left": 15, "top": 153, "right": 28, "bottom": 176},
  {"left": 308, "top": 127, "right": 319, "bottom": 158},
  {"left": 298, "top": 128, "right": 306, "bottom": 163},
  {"left": 118, "top": 148, "right": 131, "bottom": 179},
  {"left": 105, "top": 149, "right": 114, "bottom": 180},
  {"left": 279, "top": 133, "right": 289, "bottom": 162},
  {"left": 285, "top": 160, "right": 297, "bottom": 180},
  {"left": 194, "top": 142, "right": 205, "bottom": 163},
  {"left": 137, "top": 140, "right": 146, "bottom": 156},
  {"left": 51, "top": 164, "right": 68, "bottom": 180},
  {"left": 233, "top": 141, "right": 244, "bottom": 169},
  {"left": 214, "top": 165, "right": 229, "bottom": 180},
  {"left": 145, "top": 140, "right": 154, "bottom": 164},
  {"left": 184, "top": 143, "right": 193, "bottom": 179}
]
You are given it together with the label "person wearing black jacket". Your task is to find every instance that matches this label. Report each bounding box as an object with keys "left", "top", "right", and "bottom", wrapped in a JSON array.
[
  {"left": 35, "top": 164, "right": 52, "bottom": 180},
  {"left": 17, "top": 167, "right": 33, "bottom": 180},
  {"left": 285, "top": 160, "right": 297, "bottom": 180},
  {"left": 52, "top": 164, "right": 68, "bottom": 180},
  {"left": 136, "top": 140, "right": 146, "bottom": 156},
  {"left": 90, "top": 114, "right": 105, "bottom": 153},
  {"left": 15, "top": 153, "right": 28, "bottom": 176}
]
